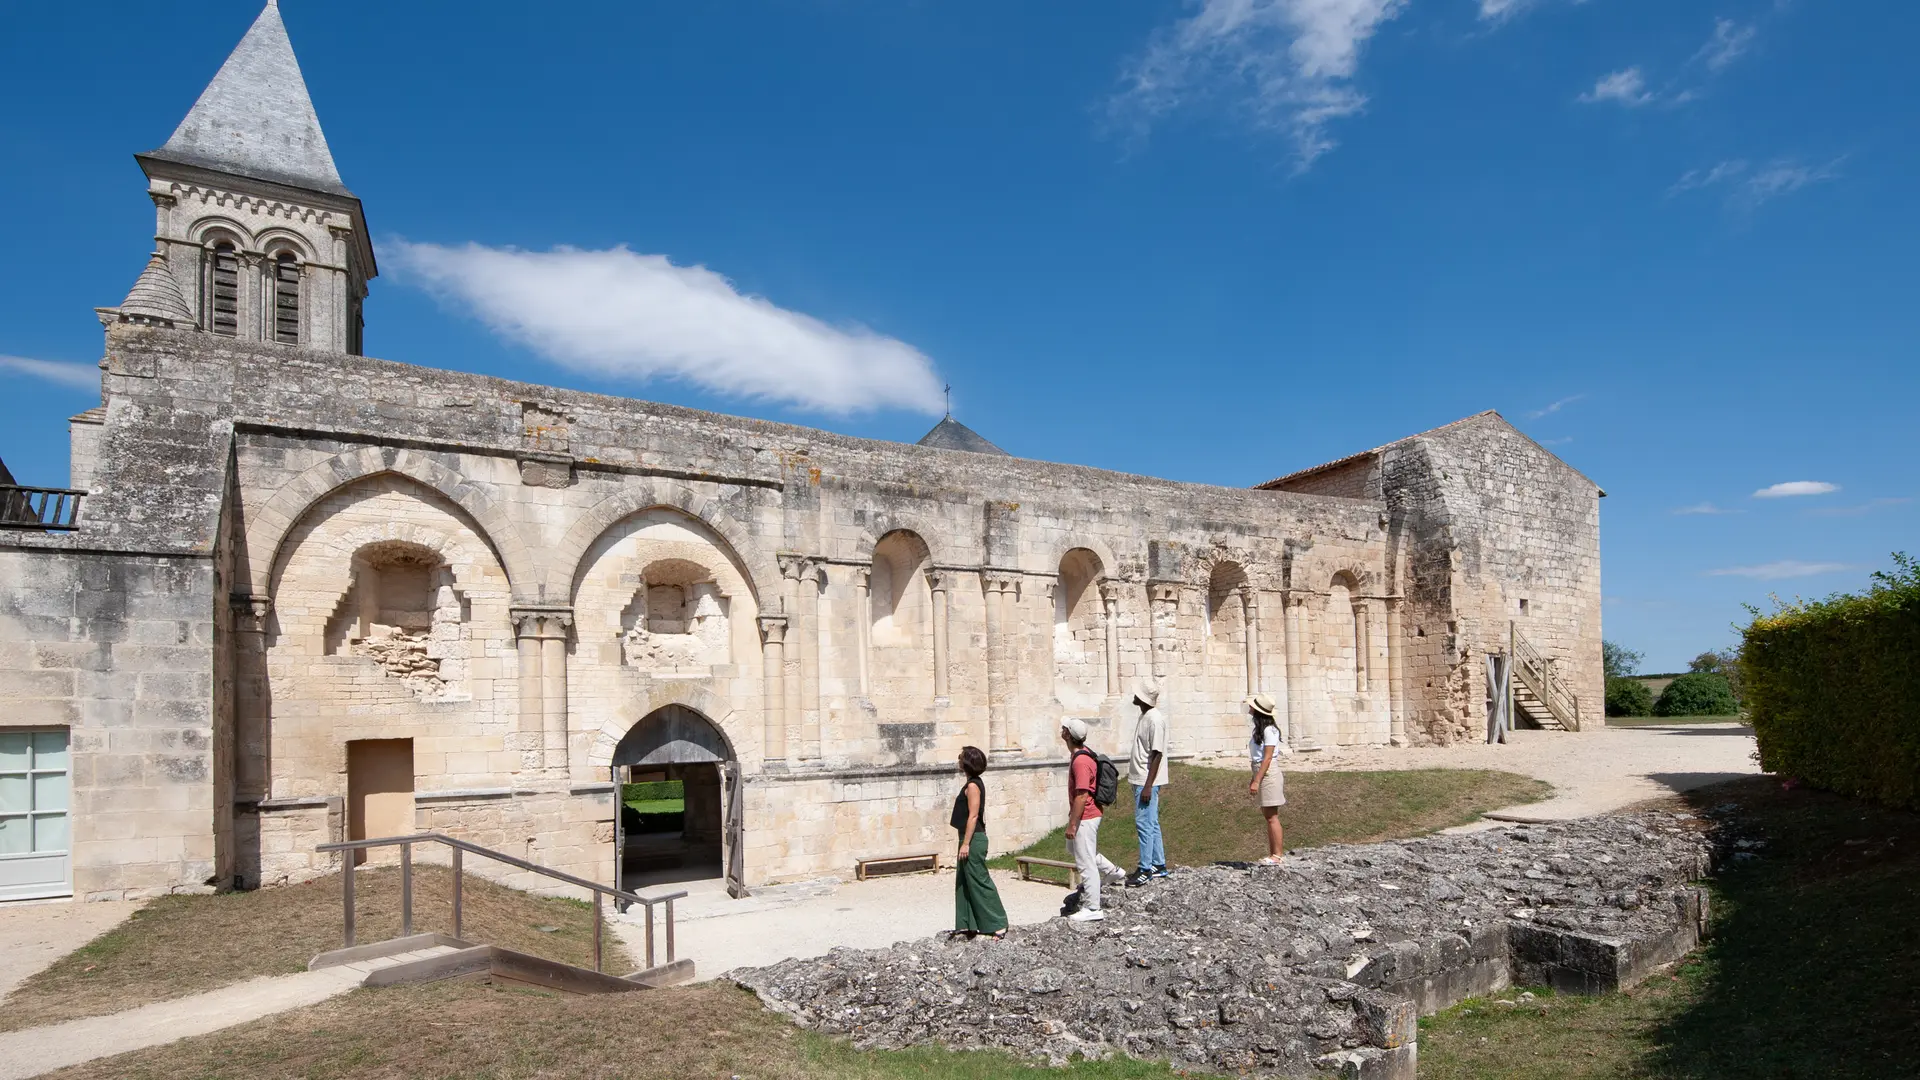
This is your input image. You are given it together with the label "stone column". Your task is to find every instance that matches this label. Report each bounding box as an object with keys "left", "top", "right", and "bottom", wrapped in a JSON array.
[
  {"left": 853, "top": 568, "right": 872, "bottom": 698},
  {"left": 511, "top": 609, "right": 546, "bottom": 772},
  {"left": 1283, "top": 592, "right": 1307, "bottom": 747},
  {"left": 230, "top": 595, "right": 272, "bottom": 801},
  {"left": 1385, "top": 596, "right": 1408, "bottom": 746},
  {"left": 926, "top": 570, "right": 952, "bottom": 700},
  {"left": 779, "top": 555, "right": 822, "bottom": 760},
  {"left": 983, "top": 571, "right": 1019, "bottom": 752},
  {"left": 1364, "top": 598, "right": 1390, "bottom": 739},
  {"left": 1098, "top": 582, "right": 1121, "bottom": 697},
  {"left": 1148, "top": 582, "right": 1181, "bottom": 680},
  {"left": 540, "top": 612, "right": 572, "bottom": 772},
  {"left": 1239, "top": 585, "right": 1260, "bottom": 696},
  {"left": 759, "top": 615, "right": 788, "bottom": 764}
]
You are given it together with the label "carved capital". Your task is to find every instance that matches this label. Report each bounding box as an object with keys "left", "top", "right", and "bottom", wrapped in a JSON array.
[
  {"left": 150, "top": 192, "right": 178, "bottom": 210},
  {"left": 757, "top": 614, "right": 789, "bottom": 645},
  {"left": 1148, "top": 582, "right": 1182, "bottom": 606},
  {"left": 924, "top": 569, "right": 954, "bottom": 594},
  {"left": 777, "top": 553, "right": 818, "bottom": 583},
  {"left": 510, "top": 606, "right": 573, "bottom": 639},
  {"left": 851, "top": 567, "right": 871, "bottom": 592},
  {"left": 982, "top": 570, "right": 1020, "bottom": 596},
  {"left": 229, "top": 594, "right": 272, "bottom": 633}
]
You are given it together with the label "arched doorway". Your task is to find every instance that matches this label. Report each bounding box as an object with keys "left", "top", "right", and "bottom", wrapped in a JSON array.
[{"left": 611, "top": 704, "right": 744, "bottom": 895}]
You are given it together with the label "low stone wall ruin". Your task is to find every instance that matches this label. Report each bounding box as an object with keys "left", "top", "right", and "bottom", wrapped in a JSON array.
[{"left": 734, "top": 811, "right": 1712, "bottom": 1079}]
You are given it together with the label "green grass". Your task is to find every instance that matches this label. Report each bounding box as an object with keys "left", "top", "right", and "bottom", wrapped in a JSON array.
[
  {"left": 1418, "top": 775, "right": 1920, "bottom": 1079},
  {"left": 1603, "top": 714, "right": 1747, "bottom": 727},
  {"left": 990, "top": 762, "right": 1550, "bottom": 871},
  {"left": 623, "top": 798, "right": 685, "bottom": 814}
]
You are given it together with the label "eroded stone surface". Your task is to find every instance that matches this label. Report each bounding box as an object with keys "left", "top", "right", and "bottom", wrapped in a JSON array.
[{"left": 734, "top": 812, "right": 1709, "bottom": 1077}]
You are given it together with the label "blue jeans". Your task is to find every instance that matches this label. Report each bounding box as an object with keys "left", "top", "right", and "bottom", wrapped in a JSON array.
[{"left": 1135, "top": 787, "right": 1165, "bottom": 869}]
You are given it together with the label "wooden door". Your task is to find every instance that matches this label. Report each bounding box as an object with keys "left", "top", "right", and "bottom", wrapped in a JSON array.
[{"left": 347, "top": 739, "right": 414, "bottom": 865}]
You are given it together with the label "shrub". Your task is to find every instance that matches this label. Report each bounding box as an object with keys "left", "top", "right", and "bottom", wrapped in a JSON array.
[
  {"left": 1605, "top": 676, "right": 1655, "bottom": 717},
  {"left": 1742, "top": 553, "right": 1920, "bottom": 809},
  {"left": 1654, "top": 672, "right": 1739, "bottom": 716}
]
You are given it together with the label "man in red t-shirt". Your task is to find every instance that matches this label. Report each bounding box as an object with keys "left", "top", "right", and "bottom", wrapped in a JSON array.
[{"left": 1061, "top": 718, "right": 1124, "bottom": 922}]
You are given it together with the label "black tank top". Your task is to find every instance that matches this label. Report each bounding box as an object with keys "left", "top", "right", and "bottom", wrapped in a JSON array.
[{"left": 951, "top": 775, "right": 986, "bottom": 833}]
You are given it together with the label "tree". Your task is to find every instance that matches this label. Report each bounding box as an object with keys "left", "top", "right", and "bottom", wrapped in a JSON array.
[
  {"left": 1603, "top": 640, "right": 1644, "bottom": 680},
  {"left": 1654, "top": 672, "right": 1740, "bottom": 717},
  {"left": 1689, "top": 649, "right": 1744, "bottom": 704}
]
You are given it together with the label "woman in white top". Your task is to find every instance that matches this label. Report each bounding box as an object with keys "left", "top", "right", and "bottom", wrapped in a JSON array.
[{"left": 1247, "top": 693, "right": 1289, "bottom": 864}]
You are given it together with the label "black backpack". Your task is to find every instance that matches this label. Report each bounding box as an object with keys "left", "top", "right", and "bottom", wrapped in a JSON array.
[{"left": 1073, "top": 748, "right": 1120, "bottom": 808}]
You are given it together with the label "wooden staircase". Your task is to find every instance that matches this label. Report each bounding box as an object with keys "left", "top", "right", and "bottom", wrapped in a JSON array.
[
  {"left": 1509, "top": 623, "right": 1582, "bottom": 732},
  {"left": 311, "top": 832, "right": 696, "bottom": 994}
]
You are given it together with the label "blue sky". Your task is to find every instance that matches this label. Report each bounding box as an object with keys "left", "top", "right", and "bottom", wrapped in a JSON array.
[{"left": 1, "top": 0, "right": 1913, "bottom": 671}]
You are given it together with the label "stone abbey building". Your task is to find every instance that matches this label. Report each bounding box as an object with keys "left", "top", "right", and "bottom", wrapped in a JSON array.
[{"left": 0, "top": 3, "right": 1602, "bottom": 904}]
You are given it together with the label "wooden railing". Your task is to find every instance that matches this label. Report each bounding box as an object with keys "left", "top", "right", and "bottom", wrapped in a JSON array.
[
  {"left": 0, "top": 485, "right": 84, "bottom": 531},
  {"left": 1511, "top": 622, "right": 1581, "bottom": 731},
  {"left": 314, "top": 832, "right": 688, "bottom": 973}
]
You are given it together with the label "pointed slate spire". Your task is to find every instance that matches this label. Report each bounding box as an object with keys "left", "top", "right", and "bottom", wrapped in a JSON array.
[
  {"left": 117, "top": 253, "right": 196, "bottom": 327},
  {"left": 146, "top": 1, "right": 349, "bottom": 195},
  {"left": 916, "top": 416, "right": 1009, "bottom": 456}
]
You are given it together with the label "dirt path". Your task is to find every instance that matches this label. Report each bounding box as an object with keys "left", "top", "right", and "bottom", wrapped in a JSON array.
[
  {"left": 1286, "top": 722, "right": 1761, "bottom": 823},
  {"left": 0, "top": 900, "right": 142, "bottom": 1004}
]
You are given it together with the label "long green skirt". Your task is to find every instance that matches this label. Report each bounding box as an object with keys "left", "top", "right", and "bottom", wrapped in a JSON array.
[{"left": 953, "top": 832, "right": 1008, "bottom": 934}]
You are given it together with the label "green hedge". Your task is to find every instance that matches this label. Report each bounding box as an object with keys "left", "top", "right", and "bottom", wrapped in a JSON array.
[
  {"left": 622, "top": 780, "right": 683, "bottom": 803},
  {"left": 1605, "top": 676, "right": 1654, "bottom": 717},
  {"left": 1741, "top": 554, "right": 1920, "bottom": 809}
]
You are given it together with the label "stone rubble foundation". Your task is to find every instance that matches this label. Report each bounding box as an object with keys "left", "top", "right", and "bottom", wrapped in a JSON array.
[{"left": 734, "top": 811, "right": 1712, "bottom": 1079}]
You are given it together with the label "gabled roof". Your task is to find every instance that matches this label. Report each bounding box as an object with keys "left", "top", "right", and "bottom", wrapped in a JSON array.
[
  {"left": 1255, "top": 411, "right": 1603, "bottom": 494},
  {"left": 117, "top": 253, "right": 195, "bottom": 326},
  {"left": 142, "top": 1, "right": 349, "bottom": 197},
  {"left": 916, "top": 416, "right": 1008, "bottom": 456}
]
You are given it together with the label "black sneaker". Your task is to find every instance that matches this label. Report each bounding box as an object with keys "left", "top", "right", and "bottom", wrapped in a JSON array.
[
  {"left": 1151, "top": 864, "right": 1172, "bottom": 879},
  {"left": 1124, "top": 867, "right": 1154, "bottom": 888}
]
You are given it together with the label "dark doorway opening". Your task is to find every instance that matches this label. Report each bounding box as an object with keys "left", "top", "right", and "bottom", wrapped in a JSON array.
[{"left": 612, "top": 704, "right": 741, "bottom": 893}]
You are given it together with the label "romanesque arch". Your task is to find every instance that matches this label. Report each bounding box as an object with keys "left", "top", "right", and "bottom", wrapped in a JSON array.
[
  {"left": 586, "top": 681, "right": 740, "bottom": 769},
  {"left": 246, "top": 446, "right": 535, "bottom": 599},
  {"left": 551, "top": 481, "right": 778, "bottom": 608},
  {"left": 1053, "top": 546, "right": 1111, "bottom": 711}
]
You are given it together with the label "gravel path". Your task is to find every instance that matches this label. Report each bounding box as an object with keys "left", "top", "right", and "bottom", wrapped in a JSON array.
[{"left": 0, "top": 899, "right": 142, "bottom": 1004}]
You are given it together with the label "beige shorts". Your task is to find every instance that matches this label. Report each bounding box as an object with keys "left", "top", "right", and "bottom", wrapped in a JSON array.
[{"left": 1257, "top": 768, "right": 1286, "bottom": 807}]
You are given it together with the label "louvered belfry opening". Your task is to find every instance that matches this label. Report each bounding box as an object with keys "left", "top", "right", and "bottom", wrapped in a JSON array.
[
  {"left": 273, "top": 253, "right": 300, "bottom": 344},
  {"left": 210, "top": 243, "right": 240, "bottom": 336}
]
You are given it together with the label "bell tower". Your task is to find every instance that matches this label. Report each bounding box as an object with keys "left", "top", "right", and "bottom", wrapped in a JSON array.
[{"left": 106, "top": 1, "right": 375, "bottom": 353}]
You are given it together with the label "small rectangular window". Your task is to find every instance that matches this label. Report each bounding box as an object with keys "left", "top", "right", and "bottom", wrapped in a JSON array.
[
  {"left": 1519, "top": 598, "right": 1530, "bottom": 615},
  {"left": 272, "top": 255, "right": 300, "bottom": 344},
  {"left": 210, "top": 245, "right": 239, "bottom": 336}
]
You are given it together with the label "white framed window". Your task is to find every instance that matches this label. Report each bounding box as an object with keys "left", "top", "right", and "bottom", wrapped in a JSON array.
[{"left": 0, "top": 728, "right": 71, "bottom": 901}]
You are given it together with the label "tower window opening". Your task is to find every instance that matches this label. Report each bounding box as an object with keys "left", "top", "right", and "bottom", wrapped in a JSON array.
[
  {"left": 210, "top": 243, "right": 240, "bottom": 336},
  {"left": 272, "top": 254, "right": 300, "bottom": 344}
]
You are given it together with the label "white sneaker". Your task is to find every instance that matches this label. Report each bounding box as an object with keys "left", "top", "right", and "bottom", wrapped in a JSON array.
[
  {"left": 1102, "top": 868, "right": 1127, "bottom": 886},
  {"left": 1069, "top": 908, "right": 1106, "bottom": 922}
]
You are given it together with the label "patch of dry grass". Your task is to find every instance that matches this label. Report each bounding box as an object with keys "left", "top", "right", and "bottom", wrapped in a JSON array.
[
  {"left": 994, "top": 764, "right": 1551, "bottom": 871},
  {"left": 0, "top": 865, "right": 624, "bottom": 1033},
  {"left": 42, "top": 980, "right": 1181, "bottom": 1080}
]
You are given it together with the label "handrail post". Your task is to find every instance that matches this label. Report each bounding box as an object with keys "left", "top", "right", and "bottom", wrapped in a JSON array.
[
  {"left": 665, "top": 897, "right": 675, "bottom": 963},
  {"left": 645, "top": 901, "right": 656, "bottom": 969},
  {"left": 400, "top": 842, "right": 413, "bottom": 938},
  {"left": 342, "top": 858, "right": 356, "bottom": 948},
  {"left": 593, "top": 891, "right": 604, "bottom": 973},
  {"left": 451, "top": 847, "right": 463, "bottom": 940}
]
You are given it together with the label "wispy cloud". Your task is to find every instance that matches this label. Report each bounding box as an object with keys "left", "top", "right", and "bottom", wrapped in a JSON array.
[
  {"left": 1754, "top": 481, "right": 1840, "bottom": 498},
  {"left": 1708, "top": 561, "right": 1864, "bottom": 580},
  {"left": 1805, "top": 497, "right": 1912, "bottom": 518},
  {"left": 0, "top": 354, "right": 98, "bottom": 391},
  {"left": 1670, "top": 157, "right": 1845, "bottom": 210},
  {"left": 1694, "top": 18, "right": 1757, "bottom": 73},
  {"left": 391, "top": 242, "right": 945, "bottom": 415},
  {"left": 1108, "top": 0, "right": 1410, "bottom": 168},
  {"left": 1673, "top": 502, "right": 1742, "bottom": 516},
  {"left": 1579, "top": 68, "right": 1655, "bottom": 107},
  {"left": 1526, "top": 393, "right": 1585, "bottom": 420}
]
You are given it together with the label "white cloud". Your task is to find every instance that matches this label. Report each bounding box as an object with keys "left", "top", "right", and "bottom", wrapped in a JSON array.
[
  {"left": 1478, "top": 0, "right": 1545, "bottom": 22},
  {"left": 1669, "top": 157, "right": 1844, "bottom": 209},
  {"left": 1753, "top": 481, "right": 1840, "bottom": 498},
  {"left": 1694, "top": 18, "right": 1757, "bottom": 72},
  {"left": 1525, "top": 393, "right": 1584, "bottom": 420},
  {"left": 1673, "top": 502, "right": 1741, "bottom": 516},
  {"left": 0, "top": 354, "right": 98, "bottom": 391},
  {"left": 1579, "top": 67, "right": 1654, "bottom": 106},
  {"left": 391, "top": 242, "right": 945, "bottom": 415},
  {"left": 1109, "top": 0, "right": 1410, "bottom": 167},
  {"left": 1707, "top": 560, "right": 1864, "bottom": 580}
]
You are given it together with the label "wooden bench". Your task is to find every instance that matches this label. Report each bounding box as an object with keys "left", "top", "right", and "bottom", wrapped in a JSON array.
[
  {"left": 1015, "top": 856, "right": 1081, "bottom": 889},
  {"left": 855, "top": 851, "right": 941, "bottom": 881}
]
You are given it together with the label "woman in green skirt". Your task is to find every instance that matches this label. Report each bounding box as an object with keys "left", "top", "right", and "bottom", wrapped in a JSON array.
[{"left": 951, "top": 745, "right": 1008, "bottom": 939}]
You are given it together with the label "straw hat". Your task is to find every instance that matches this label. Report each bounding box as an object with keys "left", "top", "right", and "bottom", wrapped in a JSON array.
[
  {"left": 1060, "top": 717, "right": 1089, "bottom": 741},
  {"left": 1248, "top": 693, "right": 1278, "bottom": 718},
  {"left": 1133, "top": 679, "right": 1161, "bottom": 708}
]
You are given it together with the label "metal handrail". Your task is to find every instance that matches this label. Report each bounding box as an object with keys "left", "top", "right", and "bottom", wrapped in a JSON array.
[
  {"left": 0, "top": 485, "right": 84, "bottom": 531},
  {"left": 1510, "top": 623, "right": 1582, "bottom": 731},
  {"left": 315, "top": 832, "right": 688, "bottom": 973}
]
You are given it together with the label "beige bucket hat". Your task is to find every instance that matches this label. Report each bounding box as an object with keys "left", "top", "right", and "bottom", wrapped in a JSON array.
[
  {"left": 1248, "top": 693, "right": 1278, "bottom": 718},
  {"left": 1133, "top": 679, "right": 1161, "bottom": 708}
]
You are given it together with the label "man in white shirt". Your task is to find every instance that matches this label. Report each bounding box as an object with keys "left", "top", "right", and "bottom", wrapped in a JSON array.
[{"left": 1125, "top": 679, "right": 1170, "bottom": 886}]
